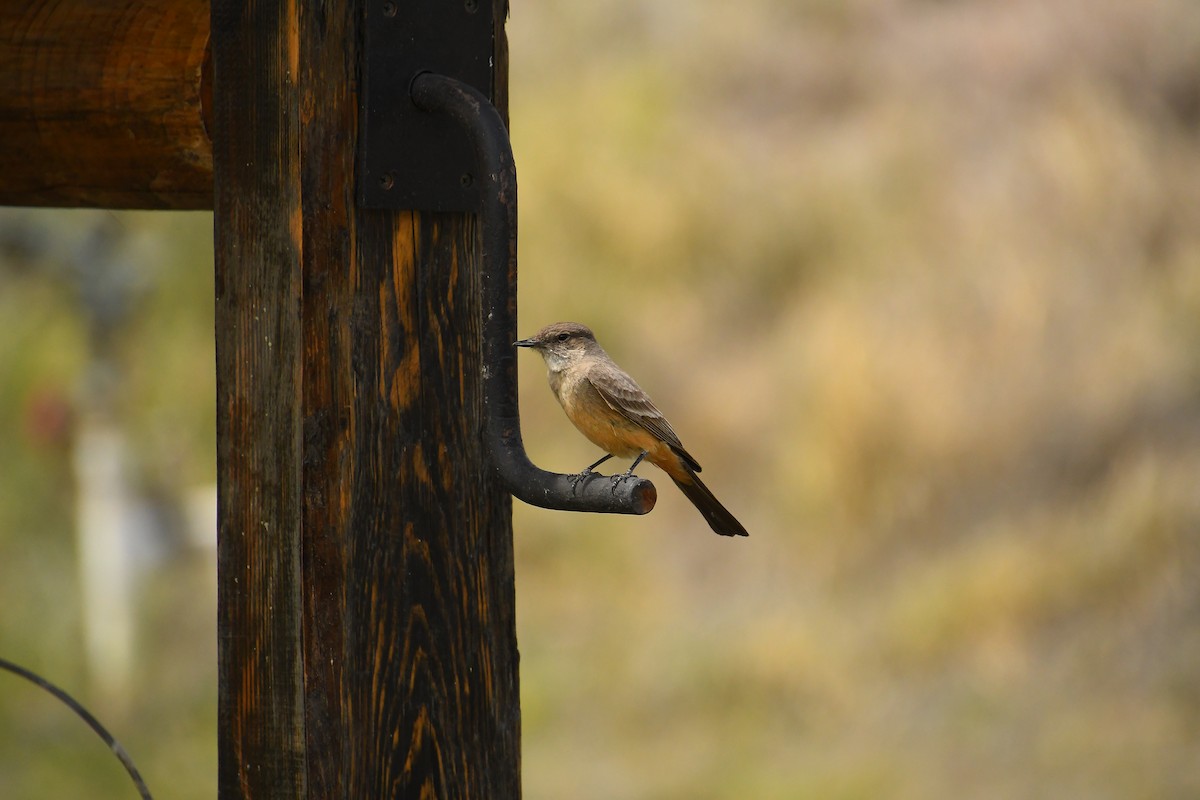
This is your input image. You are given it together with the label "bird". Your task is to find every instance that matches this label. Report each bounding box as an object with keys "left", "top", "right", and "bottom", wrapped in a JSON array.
[{"left": 514, "top": 321, "right": 748, "bottom": 537}]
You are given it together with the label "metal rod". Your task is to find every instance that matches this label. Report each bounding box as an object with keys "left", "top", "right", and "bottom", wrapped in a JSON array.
[{"left": 410, "top": 72, "right": 656, "bottom": 515}]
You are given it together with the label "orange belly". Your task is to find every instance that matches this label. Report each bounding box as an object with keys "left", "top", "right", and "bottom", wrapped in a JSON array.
[
  {"left": 557, "top": 376, "right": 682, "bottom": 476},
  {"left": 565, "top": 399, "right": 658, "bottom": 458}
]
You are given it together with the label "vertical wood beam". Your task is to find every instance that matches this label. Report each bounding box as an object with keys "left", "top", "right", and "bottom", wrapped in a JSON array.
[
  {"left": 212, "top": 0, "right": 519, "bottom": 796},
  {"left": 211, "top": 0, "right": 305, "bottom": 794}
]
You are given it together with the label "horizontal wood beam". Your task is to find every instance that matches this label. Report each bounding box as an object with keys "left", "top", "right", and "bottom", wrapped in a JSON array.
[{"left": 0, "top": 0, "right": 212, "bottom": 210}]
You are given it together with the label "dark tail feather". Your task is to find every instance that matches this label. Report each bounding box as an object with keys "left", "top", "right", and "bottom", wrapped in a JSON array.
[{"left": 671, "top": 471, "right": 749, "bottom": 537}]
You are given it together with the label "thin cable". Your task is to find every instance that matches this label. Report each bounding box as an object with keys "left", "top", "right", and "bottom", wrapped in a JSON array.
[{"left": 0, "top": 656, "right": 153, "bottom": 800}]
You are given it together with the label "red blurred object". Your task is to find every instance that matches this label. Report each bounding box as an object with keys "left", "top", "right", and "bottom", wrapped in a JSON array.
[{"left": 23, "top": 386, "right": 74, "bottom": 448}]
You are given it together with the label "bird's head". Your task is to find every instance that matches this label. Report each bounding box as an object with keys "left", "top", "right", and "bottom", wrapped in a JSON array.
[{"left": 514, "top": 322, "right": 600, "bottom": 371}]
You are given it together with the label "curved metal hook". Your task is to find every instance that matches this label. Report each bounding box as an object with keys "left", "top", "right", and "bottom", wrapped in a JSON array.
[{"left": 410, "top": 72, "right": 656, "bottom": 515}]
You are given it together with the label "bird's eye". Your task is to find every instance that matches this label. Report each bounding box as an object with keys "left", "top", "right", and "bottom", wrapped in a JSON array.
[{"left": 556, "top": 332, "right": 570, "bottom": 342}]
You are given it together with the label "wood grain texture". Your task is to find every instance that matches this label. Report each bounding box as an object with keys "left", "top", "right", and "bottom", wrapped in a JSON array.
[
  {"left": 214, "top": 0, "right": 519, "bottom": 797},
  {"left": 212, "top": 0, "right": 305, "bottom": 796},
  {"left": 0, "top": 0, "right": 213, "bottom": 209}
]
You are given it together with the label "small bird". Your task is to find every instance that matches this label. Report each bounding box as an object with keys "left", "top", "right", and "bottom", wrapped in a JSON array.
[{"left": 515, "top": 322, "right": 748, "bottom": 537}]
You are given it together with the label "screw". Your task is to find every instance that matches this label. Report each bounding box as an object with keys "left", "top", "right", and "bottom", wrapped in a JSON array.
[
  {"left": 379, "top": 172, "right": 395, "bottom": 191},
  {"left": 382, "top": 1, "right": 397, "bottom": 17},
  {"left": 464, "top": 0, "right": 479, "bottom": 13},
  {"left": 460, "top": 173, "right": 474, "bottom": 188}
]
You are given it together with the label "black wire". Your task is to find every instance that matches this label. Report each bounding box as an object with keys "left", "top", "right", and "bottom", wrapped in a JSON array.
[{"left": 0, "top": 656, "right": 153, "bottom": 800}]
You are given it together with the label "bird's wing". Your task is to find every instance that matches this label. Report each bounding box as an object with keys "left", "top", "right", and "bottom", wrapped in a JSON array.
[{"left": 585, "top": 365, "right": 703, "bottom": 472}]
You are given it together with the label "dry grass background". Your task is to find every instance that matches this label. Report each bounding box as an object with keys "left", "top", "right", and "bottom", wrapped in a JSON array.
[
  {"left": 510, "top": 1, "right": 1200, "bottom": 797},
  {"left": 1, "top": 0, "right": 1199, "bottom": 797}
]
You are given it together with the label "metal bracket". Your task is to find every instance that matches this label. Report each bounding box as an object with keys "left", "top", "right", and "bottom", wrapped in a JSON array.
[
  {"left": 358, "top": 0, "right": 495, "bottom": 210},
  {"left": 411, "top": 73, "right": 657, "bottom": 516}
]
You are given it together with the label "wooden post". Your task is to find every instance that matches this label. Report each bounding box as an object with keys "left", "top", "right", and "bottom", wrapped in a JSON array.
[
  {"left": 0, "top": 0, "right": 521, "bottom": 792},
  {"left": 211, "top": 1, "right": 519, "bottom": 798}
]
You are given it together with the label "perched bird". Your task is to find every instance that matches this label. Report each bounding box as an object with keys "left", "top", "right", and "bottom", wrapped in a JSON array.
[{"left": 515, "top": 322, "right": 748, "bottom": 537}]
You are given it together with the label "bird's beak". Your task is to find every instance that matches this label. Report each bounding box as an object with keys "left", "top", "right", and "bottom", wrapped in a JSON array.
[{"left": 513, "top": 337, "right": 537, "bottom": 348}]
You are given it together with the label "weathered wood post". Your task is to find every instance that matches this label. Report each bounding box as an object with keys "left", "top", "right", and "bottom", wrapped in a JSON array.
[
  {"left": 2, "top": 2, "right": 650, "bottom": 795},
  {"left": 210, "top": 1, "right": 521, "bottom": 797}
]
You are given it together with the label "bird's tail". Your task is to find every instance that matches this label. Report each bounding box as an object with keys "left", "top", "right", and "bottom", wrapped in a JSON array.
[{"left": 671, "top": 469, "right": 749, "bottom": 537}]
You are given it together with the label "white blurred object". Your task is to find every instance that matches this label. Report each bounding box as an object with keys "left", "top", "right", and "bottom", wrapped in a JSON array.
[
  {"left": 184, "top": 484, "right": 218, "bottom": 550},
  {"left": 72, "top": 417, "right": 136, "bottom": 704}
]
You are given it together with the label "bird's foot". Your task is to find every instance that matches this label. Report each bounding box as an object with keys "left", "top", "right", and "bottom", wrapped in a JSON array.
[
  {"left": 609, "top": 451, "right": 647, "bottom": 493},
  {"left": 567, "top": 469, "right": 596, "bottom": 493},
  {"left": 609, "top": 469, "right": 636, "bottom": 494},
  {"left": 568, "top": 453, "right": 618, "bottom": 493}
]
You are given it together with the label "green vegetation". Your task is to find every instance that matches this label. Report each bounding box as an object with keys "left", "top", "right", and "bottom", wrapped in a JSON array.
[{"left": 2, "top": 1, "right": 1198, "bottom": 796}]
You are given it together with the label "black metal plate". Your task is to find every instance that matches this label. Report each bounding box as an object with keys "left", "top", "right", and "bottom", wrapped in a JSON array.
[{"left": 358, "top": 0, "right": 495, "bottom": 210}]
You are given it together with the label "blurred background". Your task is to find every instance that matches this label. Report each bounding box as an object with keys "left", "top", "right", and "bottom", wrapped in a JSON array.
[{"left": 1, "top": 0, "right": 1199, "bottom": 797}]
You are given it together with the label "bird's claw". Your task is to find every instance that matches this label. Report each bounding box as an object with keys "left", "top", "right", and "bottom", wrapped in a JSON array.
[
  {"left": 609, "top": 471, "right": 635, "bottom": 494},
  {"left": 567, "top": 469, "right": 594, "bottom": 493}
]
